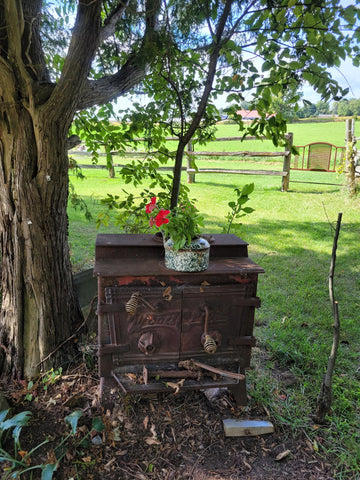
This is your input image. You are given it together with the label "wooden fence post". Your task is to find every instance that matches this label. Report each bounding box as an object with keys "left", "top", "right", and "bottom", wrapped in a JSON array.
[
  {"left": 186, "top": 139, "right": 196, "bottom": 183},
  {"left": 105, "top": 143, "right": 115, "bottom": 178},
  {"left": 282, "top": 132, "right": 293, "bottom": 192},
  {"left": 108, "top": 155, "right": 115, "bottom": 178},
  {"left": 345, "top": 119, "right": 356, "bottom": 195}
]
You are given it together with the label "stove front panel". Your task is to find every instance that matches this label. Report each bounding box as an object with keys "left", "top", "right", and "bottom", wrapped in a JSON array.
[{"left": 98, "top": 282, "right": 259, "bottom": 375}]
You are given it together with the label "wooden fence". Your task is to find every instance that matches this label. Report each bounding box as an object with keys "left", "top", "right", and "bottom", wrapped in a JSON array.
[
  {"left": 185, "top": 133, "right": 293, "bottom": 191},
  {"left": 70, "top": 128, "right": 351, "bottom": 191},
  {"left": 70, "top": 133, "right": 293, "bottom": 191}
]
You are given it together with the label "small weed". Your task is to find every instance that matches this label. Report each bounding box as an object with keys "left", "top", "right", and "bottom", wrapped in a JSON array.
[
  {"left": 41, "top": 368, "right": 63, "bottom": 393},
  {"left": 223, "top": 183, "right": 255, "bottom": 234}
]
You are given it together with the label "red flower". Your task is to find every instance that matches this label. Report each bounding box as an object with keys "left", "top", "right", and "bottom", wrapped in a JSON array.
[
  {"left": 145, "top": 197, "right": 157, "bottom": 213},
  {"left": 155, "top": 209, "right": 170, "bottom": 227}
]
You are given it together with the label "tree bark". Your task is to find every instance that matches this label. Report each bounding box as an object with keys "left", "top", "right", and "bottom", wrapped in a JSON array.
[
  {"left": 0, "top": 0, "right": 101, "bottom": 379},
  {"left": 0, "top": 105, "right": 83, "bottom": 379}
]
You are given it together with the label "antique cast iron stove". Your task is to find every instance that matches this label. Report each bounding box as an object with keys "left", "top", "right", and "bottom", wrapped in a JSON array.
[{"left": 95, "top": 234, "right": 264, "bottom": 404}]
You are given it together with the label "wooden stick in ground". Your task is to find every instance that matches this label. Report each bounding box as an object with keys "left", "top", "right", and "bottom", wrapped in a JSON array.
[
  {"left": 328, "top": 213, "right": 342, "bottom": 312},
  {"left": 316, "top": 213, "right": 342, "bottom": 423},
  {"left": 179, "top": 359, "right": 245, "bottom": 381},
  {"left": 148, "top": 370, "right": 203, "bottom": 380}
]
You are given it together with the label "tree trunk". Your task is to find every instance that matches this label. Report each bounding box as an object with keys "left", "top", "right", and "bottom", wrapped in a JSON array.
[
  {"left": 0, "top": 105, "right": 83, "bottom": 379},
  {"left": 0, "top": 0, "right": 161, "bottom": 380}
]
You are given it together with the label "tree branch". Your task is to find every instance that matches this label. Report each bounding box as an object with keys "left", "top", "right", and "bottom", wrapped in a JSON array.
[
  {"left": 77, "top": 56, "right": 146, "bottom": 111},
  {"left": 48, "top": 0, "right": 102, "bottom": 116},
  {"left": 329, "top": 212, "right": 342, "bottom": 312},
  {"left": 22, "top": 0, "right": 50, "bottom": 83},
  {"left": 99, "top": 0, "right": 130, "bottom": 44},
  {"left": 170, "top": 0, "right": 234, "bottom": 208},
  {"left": 77, "top": 0, "right": 161, "bottom": 111}
]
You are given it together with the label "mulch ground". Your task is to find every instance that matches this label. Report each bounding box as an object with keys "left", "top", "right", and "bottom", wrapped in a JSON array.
[{"left": 1, "top": 362, "right": 336, "bottom": 480}]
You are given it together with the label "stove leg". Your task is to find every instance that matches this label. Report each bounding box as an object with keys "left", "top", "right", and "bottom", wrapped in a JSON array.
[{"left": 229, "top": 381, "right": 247, "bottom": 406}]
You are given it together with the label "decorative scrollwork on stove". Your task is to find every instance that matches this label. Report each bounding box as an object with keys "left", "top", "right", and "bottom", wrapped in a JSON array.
[
  {"left": 125, "top": 291, "right": 157, "bottom": 315},
  {"left": 201, "top": 305, "right": 221, "bottom": 354}
]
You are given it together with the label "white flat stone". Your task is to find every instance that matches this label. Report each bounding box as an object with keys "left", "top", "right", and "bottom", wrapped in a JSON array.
[{"left": 223, "top": 419, "right": 274, "bottom": 437}]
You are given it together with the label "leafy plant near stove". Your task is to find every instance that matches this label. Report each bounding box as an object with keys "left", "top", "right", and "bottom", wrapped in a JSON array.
[
  {"left": 223, "top": 183, "right": 255, "bottom": 234},
  {"left": 97, "top": 182, "right": 255, "bottom": 243}
]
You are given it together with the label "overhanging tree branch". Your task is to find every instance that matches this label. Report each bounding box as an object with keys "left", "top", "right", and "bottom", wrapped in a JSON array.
[
  {"left": 48, "top": 0, "right": 102, "bottom": 116},
  {"left": 77, "top": 0, "right": 161, "bottom": 111},
  {"left": 77, "top": 56, "right": 147, "bottom": 110},
  {"left": 170, "top": 0, "right": 234, "bottom": 208},
  {"left": 99, "top": 0, "right": 130, "bottom": 44}
]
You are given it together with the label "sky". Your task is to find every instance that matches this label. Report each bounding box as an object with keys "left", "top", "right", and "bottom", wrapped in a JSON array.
[{"left": 302, "top": 58, "right": 360, "bottom": 104}]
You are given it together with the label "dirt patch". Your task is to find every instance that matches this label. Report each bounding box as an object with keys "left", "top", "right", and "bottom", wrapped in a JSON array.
[{"left": 0, "top": 363, "right": 335, "bottom": 480}]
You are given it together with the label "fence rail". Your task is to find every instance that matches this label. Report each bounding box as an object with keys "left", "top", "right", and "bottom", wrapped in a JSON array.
[{"left": 69, "top": 130, "right": 348, "bottom": 190}]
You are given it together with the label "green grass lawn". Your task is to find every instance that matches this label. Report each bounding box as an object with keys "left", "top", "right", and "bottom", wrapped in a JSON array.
[
  {"left": 214, "top": 119, "right": 352, "bottom": 147},
  {"left": 68, "top": 121, "right": 360, "bottom": 478}
]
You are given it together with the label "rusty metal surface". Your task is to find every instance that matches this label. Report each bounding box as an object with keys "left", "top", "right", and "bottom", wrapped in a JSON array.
[
  {"left": 94, "top": 233, "right": 250, "bottom": 265},
  {"left": 93, "top": 256, "right": 264, "bottom": 278},
  {"left": 96, "top": 234, "right": 263, "bottom": 403}
]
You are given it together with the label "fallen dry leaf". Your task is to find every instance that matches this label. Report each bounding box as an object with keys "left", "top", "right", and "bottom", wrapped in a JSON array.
[
  {"left": 143, "top": 365, "right": 148, "bottom": 385},
  {"left": 125, "top": 373, "right": 138, "bottom": 382},
  {"left": 244, "top": 460, "right": 252, "bottom": 470},
  {"left": 18, "top": 451, "right": 30, "bottom": 466},
  {"left": 150, "top": 423, "right": 157, "bottom": 437},
  {"left": 135, "top": 473, "right": 148, "bottom": 480},
  {"left": 166, "top": 379, "right": 185, "bottom": 394},
  {"left": 275, "top": 450, "right": 291, "bottom": 461},
  {"left": 144, "top": 436, "right": 161, "bottom": 445},
  {"left": 143, "top": 415, "right": 149, "bottom": 430}
]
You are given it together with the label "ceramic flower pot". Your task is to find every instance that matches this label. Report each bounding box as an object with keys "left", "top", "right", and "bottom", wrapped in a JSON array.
[{"left": 164, "top": 237, "right": 210, "bottom": 272}]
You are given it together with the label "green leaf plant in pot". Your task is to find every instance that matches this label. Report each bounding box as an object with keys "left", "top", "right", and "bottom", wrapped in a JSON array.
[{"left": 145, "top": 196, "right": 210, "bottom": 272}]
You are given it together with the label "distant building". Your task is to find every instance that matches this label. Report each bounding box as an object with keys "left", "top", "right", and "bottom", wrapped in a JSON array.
[{"left": 236, "top": 110, "right": 275, "bottom": 120}]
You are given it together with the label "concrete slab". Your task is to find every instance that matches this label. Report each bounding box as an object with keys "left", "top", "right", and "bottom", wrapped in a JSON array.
[{"left": 223, "top": 419, "right": 274, "bottom": 437}]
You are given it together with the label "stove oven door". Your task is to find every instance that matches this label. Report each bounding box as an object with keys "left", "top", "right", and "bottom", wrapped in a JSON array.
[
  {"left": 99, "top": 286, "right": 182, "bottom": 371},
  {"left": 180, "top": 284, "right": 260, "bottom": 367}
]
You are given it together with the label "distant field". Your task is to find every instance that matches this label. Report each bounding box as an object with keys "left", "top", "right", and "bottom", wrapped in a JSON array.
[
  {"left": 199, "top": 120, "right": 353, "bottom": 153},
  {"left": 216, "top": 120, "right": 351, "bottom": 145},
  {"left": 71, "top": 120, "right": 356, "bottom": 164}
]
